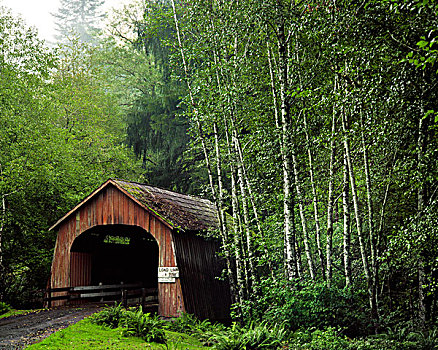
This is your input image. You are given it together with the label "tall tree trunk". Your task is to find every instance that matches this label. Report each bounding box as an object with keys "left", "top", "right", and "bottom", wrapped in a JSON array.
[
  {"left": 170, "top": 0, "right": 236, "bottom": 299},
  {"left": 213, "top": 121, "right": 237, "bottom": 302},
  {"left": 360, "top": 111, "right": 379, "bottom": 321},
  {"left": 376, "top": 152, "right": 396, "bottom": 313},
  {"left": 0, "top": 162, "right": 6, "bottom": 301},
  {"left": 292, "top": 151, "right": 315, "bottom": 279},
  {"left": 235, "top": 137, "right": 273, "bottom": 275},
  {"left": 342, "top": 105, "right": 374, "bottom": 315},
  {"left": 303, "top": 113, "right": 325, "bottom": 278},
  {"left": 342, "top": 146, "right": 351, "bottom": 287},
  {"left": 276, "top": 7, "right": 297, "bottom": 280},
  {"left": 417, "top": 112, "right": 426, "bottom": 327},
  {"left": 225, "top": 123, "right": 246, "bottom": 306},
  {"left": 268, "top": 40, "right": 297, "bottom": 279},
  {"left": 295, "top": 234, "right": 303, "bottom": 279},
  {"left": 232, "top": 127, "right": 258, "bottom": 295},
  {"left": 326, "top": 88, "right": 336, "bottom": 286}
]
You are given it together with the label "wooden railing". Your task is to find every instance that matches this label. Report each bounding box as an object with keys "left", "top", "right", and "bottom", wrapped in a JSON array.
[{"left": 45, "top": 283, "right": 158, "bottom": 308}]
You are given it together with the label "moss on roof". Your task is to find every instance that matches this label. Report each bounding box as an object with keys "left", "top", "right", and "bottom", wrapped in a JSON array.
[{"left": 113, "top": 179, "right": 218, "bottom": 231}]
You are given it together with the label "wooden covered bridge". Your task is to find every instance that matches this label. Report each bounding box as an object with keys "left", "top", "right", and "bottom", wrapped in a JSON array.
[{"left": 48, "top": 179, "right": 230, "bottom": 320}]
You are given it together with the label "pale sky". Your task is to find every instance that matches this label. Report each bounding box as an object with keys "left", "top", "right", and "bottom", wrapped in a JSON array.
[{"left": 1, "top": 0, "right": 130, "bottom": 44}]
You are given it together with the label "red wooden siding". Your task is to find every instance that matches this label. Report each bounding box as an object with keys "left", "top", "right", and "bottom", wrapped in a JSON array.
[
  {"left": 70, "top": 252, "right": 92, "bottom": 286},
  {"left": 50, "top": 184, "right": 184, "bottom": 317}
]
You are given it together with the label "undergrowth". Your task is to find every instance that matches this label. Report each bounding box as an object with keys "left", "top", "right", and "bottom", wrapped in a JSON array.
[
  {"left": 90, "top": 304, "right": 166, "bottom": 343},
  {"left": 0, "top": 302, "right": 11, "bottom": 315},
  {"left": 89, "top": 305, "right": 438, "bottom": 349}
]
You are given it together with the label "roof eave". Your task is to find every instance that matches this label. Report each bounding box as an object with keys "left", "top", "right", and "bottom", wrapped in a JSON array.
[
  {"left": 49, "top": 179, "right": 176, "bottom": 232},
  {"left": 49, "top": 179, "right": 114, "bottom": 231}
]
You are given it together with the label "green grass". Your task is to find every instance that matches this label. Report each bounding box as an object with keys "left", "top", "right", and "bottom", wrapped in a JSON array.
[
  {"left": 27, "top": 317, "right": 210, "bottom": 349},
  {"left": 0, "top": 309, "right": 37, "bottom": 319}
]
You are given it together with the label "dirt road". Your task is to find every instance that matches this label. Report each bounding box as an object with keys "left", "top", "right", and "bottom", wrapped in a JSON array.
[{"left": 0, "top": 306, "right": 99, "bottom": 349}]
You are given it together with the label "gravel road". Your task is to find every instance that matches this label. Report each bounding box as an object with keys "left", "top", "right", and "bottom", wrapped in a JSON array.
[{"left": 0, "top": 306, "right": 100, "bottom": 349}]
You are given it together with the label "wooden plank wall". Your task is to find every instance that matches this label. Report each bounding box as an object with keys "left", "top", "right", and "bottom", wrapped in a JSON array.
[
  {"left": 69, "top": 252, "right": 92, "bottom": 305},
  {"left": 50, "top": 184, "right": 185, "bottom": 316},
  {"left": 70, "top": 252, "right": 92, "bottom": 287},
  {"left": 172, "top": 232, "right": 231, "bottom": 320}
]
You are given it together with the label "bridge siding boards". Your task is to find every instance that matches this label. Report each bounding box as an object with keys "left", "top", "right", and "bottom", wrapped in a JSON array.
[
  {"left": 50, "top": 185, "right": 183, "bottom": 317},
  {"left": 49, "top": 179, "right": 230, "bottom": 320}
]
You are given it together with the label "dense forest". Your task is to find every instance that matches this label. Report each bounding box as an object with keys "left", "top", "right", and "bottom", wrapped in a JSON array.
[{"left": 1, "top": 0, "right": 438, "bottom": 348}]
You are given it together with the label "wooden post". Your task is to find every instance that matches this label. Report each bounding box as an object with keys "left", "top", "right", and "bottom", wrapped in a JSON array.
[
  {"left": 122, "top": 289, "right": 127, "bottom": 308},
  {"left": 47, "top": 288, "right": 52, "bottom": 309},
  {"left": 141, "top": 288, "right": 146, "bottom": 309}
]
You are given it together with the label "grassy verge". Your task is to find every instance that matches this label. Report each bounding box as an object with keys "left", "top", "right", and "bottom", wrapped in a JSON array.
[
  {"left": 26, "top": 317, "right": 210, "bottom": 349},
  {"left": 0, "top": 309, "right": 36, "bottom": 319}
]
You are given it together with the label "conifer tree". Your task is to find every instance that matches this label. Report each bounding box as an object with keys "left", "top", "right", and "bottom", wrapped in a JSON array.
[{"left": 52, "top": 0, "right": 104, "bottom": 43}]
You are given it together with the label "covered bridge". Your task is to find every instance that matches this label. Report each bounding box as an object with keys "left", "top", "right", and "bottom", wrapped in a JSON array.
[{"left": 48, "top": 179, "right": 231, "bottom": 320}]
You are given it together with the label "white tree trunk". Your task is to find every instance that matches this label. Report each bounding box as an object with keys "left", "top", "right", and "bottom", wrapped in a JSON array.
[
  {"left": 303, "top": 113, "right": 325, "bottom": 278},
  {"left": 292, "top": 151, "right": 315, "bottom": 279},
  {"left": 342, "top": 147, "right": 351, "bottom": 287},
  {"left": 326, "top": 106, "right": 336, "bottom": 285}
]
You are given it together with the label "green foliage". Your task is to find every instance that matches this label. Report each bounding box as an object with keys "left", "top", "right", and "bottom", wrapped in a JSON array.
[
  {"left": 99, "top": 2, "right": 194, "bottom": 193},
  {"left": 121, "top": 307, "right": 166, "bottom": 344},
  {"left": 0, "top": 7, "right": 142, "bottom": 308},
  {"left": 167, "top": 313, "right": 288, "bottom": 350},
  {"left": 167, "top": 0, "right": 438, "bottom": 335},
  {"left": 209, "top": 322, "right": 288, "bottom": 350},
  {"left": 28, "top": 316, "right": 209, "bottom": 349},
  {"left": 166, "top": 312, "right": 202, "bottom": 333},
  {"left": 288, "top": 327, "right": 350, "bottom": 350},
  {"left": 209, "top": 323, "right": 246, "bottom": 350},
  {"left": 166, "top": 312, "right": 226, "bottom": 346},
  {"left": 246, "top": 278, "right": 370, "bottom": 335},
  {"left": 167, "top": 312, "right": 221, "bottom": 333},
  {"left": 349, "top": 326, "right": 438, "bottom": 350},
  {"left": 90, "top": 303, "right": 125, "bottom": 329},
  {"left": 241, "top": 322, "right": 288, "bottom": 350},
  {"left": 0, "top": 302, "right": 11, "bottom": 315},
  {"left": 91, "top": 305, "right": 166, "bottom": 344},
  {"left": 400, "top": 328, "right": 438, "bottom": 350}
]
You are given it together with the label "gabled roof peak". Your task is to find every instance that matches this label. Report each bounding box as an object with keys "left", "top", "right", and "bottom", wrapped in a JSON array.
[{"left": 50, "top": 179, "right": 218, "bottom": 232}]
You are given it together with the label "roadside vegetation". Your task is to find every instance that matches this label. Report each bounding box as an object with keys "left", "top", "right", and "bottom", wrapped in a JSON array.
[
  {"left": 27, "top": 306, "right": 209, "bottom": 350},
  {"left": 0, "top": 302, "right": 30, "bottom": 319},
  {"left": 26, "top": 305, "right": 438, "bottom": 349}
]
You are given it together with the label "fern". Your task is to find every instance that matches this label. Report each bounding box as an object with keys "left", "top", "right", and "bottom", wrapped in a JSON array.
[
  {"left": 90, "top": 303, "right": 125, "bottom": 328},
  {"left": 121, "top": 306, "right": 166, "bottom": 343}
]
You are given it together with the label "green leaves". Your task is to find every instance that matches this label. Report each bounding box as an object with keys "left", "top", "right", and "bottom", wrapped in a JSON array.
[
  {"left": 0, "top": 7, "right": 141, "bottom": 307},
  {"left": 91, "top": 305, "right": 166, "bottom": 344}
]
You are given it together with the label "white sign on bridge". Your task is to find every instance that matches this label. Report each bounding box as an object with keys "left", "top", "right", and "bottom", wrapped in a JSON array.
[{"left": 158, "top": 267, "right": 179, "bottom": 283}]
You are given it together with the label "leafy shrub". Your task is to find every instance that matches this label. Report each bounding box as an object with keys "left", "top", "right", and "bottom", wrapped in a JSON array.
[
  {"left": 406, "top": 328, "right": 438, "bottom": 350},
  {"left": 288, "top": 327, "right": 349, "bottom": 350},
  {"left": 210, "top": 321, "right": 289, "bottom": 350},
  {"left": 90, "top": 303, "right": 125, "bottom": 328},
  {"left": 346, "top": 325, "right": 438, "bottom": 350},
  {"left": 121, "top": 306, "right": 166, "bottom": 344},
  {"left": 166, "top": 312, "right": 226, "bottom": 345},
  {"left": 243, "top": 321, "right": 288, "bottom": 349},
  {"left": 210, "top": 322, "right": 246, "bottom": 350},
  {"left": 166, "top": 312, "right": 200, "bottom": 333},
  {"left": 248, "top": 278, "right": 371, "bottom": 336},
  {"left": 0, "top": 302, "right": 11, "bottom": 315},
  {"left": 91, "top": 305, "right": 166, "bottom": 343},
  {"left": 349, "top": 337, "right": 418, "bottom": 350},
  {"left": 286, "top": 327, "right": 434, "bottom": 350}
]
